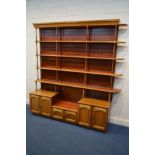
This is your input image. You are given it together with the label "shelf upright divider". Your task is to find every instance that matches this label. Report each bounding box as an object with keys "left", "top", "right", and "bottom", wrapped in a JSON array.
[
  {"left": 108, "top": 24, "right": 119, "bottom": 102},
  {"left": 35, "top": 28, "right": 39, "bottom": 91},
  {"left": 83, "top": 26, "right": 89, "bottom": 97},
  {"left": 55, "top": 27, "right": 58, "bottom": 92}
]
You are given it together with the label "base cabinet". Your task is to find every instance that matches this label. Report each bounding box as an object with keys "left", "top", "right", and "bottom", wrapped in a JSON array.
[
  {"left": 30, "top": 94, "right": 52, "bottom": 117},
  {"left": 78, "top": 104, "right": 91, "bottom": 127},
  {"left": 30, "top": 95, "right": 40, "bottom": 114},
  {"left": 30, "top": 93, "right": 109, "bottom": 132},
  {"left": 92, "top": 107, "right": 108, "bottom": 131},
  {"left": 78, "top": 104, "right": 108, "bottom": 131},
  {"left": 40, "top": 97, "right": 51, "bottom": 117}
]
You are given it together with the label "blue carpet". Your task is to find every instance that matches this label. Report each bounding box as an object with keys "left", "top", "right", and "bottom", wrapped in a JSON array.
[{"left": 26, "top": 105, "right": 129, "bottom": 155}]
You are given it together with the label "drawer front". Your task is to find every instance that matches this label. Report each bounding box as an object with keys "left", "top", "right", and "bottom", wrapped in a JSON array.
[
  {"left": 52, "top": 108, "right": 64, "bottom": 120},
  {"left": 65, "top": 111, "right": 77, "bottom": 124}
]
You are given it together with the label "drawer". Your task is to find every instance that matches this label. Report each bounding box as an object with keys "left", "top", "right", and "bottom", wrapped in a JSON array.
[
  {"left": 52, "top": 108, "right": 64, "bottom": 120},
  {"left": 65, "top": 111, "right": 78, "bottom": 124}
]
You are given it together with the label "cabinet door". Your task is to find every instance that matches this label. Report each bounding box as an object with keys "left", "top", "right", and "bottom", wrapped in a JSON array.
[
  {"left": 40, "top": 97, "right": 51, "bottom": 117},
  {"left": 92, "top": 107, "right": 108, "bottom": 131},
  {"left": 52, "top": 108, "right": 64, "bottom": 120},
  {"left": 79, "top": 104, "right": 91, "bottom": 127},
  {"left": 30, "top": 95, "right": 40, "bottom": 114},
  {"left": 65, "top": 111, "right": 77, "bottom": 124}
]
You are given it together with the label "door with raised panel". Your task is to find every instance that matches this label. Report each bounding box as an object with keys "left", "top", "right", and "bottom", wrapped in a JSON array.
[
  {"left": 78, "top": 104, "right": 91, "bottom": 127},
  {"left": 65, "top": 111, "right": 77, "bottom": 124},
  {"left": 52, "top": 108, "right": 64, "bottom": 120},
  {"left": 30, "top": 95, "right": 40, "bottom": 114},
  {"left": 40, "top": 97, "right": 51, "bottom": 117},
  {"left": 92, "top": 107, "right": 108, "bottom": 131}
]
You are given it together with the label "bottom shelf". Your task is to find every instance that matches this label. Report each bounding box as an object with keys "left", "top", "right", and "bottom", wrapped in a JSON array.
[{"left": 52, "top": 100, "right": 79, "bottom": 112}]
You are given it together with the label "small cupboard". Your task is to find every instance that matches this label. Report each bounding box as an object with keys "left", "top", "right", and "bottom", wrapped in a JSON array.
[
  {"left": 78, "top": 97, "right": 109, "bottom": 131},
  {"left": 30, "top": 90, "right": 58, "bottom": 117},
  {"left": 29, "top": 19, "right": 127, "bottom": 132}
]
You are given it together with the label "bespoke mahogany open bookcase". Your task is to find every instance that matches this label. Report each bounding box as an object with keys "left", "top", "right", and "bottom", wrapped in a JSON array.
[{"left": 29, "top": 19, "right": 127, "bottom": 131}]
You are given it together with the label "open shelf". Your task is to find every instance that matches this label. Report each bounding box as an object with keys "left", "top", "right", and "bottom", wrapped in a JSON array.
[
  {"left": 39, "top": 54, "right": 125, "bottom": 61},
  {"left": 36, "top": 79, "right": 121, "bottom": 93},
  {"left": 39, "top": 40, "right": 126, "bottom": 44},
  {"left": 38, "top": 67, "right": 123, "bottom": 77},
  {"left": 33, "top": 19, "right": 126, "bottom": 28},
  {"left": 52, "top": 100, "right": 79, "bottom": 112},
  {"left": 78, "top": 97, "right": 110, "bottom": 109}
]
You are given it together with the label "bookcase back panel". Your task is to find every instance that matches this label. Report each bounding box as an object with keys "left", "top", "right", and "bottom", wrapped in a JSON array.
[
  {"left": 58, "top": 58, "right": 85, "bottom": 70},
  {"left": 41, "top": 70, "right": 56, "bottom": 80},
  {"left": 88, "top": 59, "right": 113, "bottom": 72},
  {"left": 59, "top": 43, "right": 86, "bottom": 56},
  {"left": 89, "top": 44, "right": 114, "bottom": 57},
  {"left": 85, "top": 90, "right": 109, "bottom": 100},
  {"left": 89, "top": 27, "right": 116, "bottom": 41},
  {"left": 59, "top": 86, "right": 82, "bottom": 102},
  {"left": 58, "top": 72, "right": 84, "bottom": 85},
  {"left": 61, "top": 28, "right": 86, "bottom": 41},
  {"left": 87, "top": 74, "right": 112, "bottom": 88},
  {"left": 41, "top": 57, "right": 56, "bottom": 68},
  {"left": 40, "top": 28, "right": 56, "bottom": 41},
  {"left": 40, "top": 43, "right": 56, "bottom": 55},
  {"left": 41, "top": 83, "right": 55, "bottom": 91}
]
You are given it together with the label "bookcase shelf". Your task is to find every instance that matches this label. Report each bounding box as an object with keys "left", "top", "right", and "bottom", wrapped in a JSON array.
[
  {"left": 39, "top": 40, "right": 126, "bottom": 44},
  {"left": 38, "top": 54, "right": 125, "bottom": 61},
  {"left": 36, "top": 79, "right": 121, "bottom": 93},
  {"left": 30, "top": 19, "right": 127, "bottom": 131},
  {"left": 38, "top": 67, "right": 123, "bottom": 77}
]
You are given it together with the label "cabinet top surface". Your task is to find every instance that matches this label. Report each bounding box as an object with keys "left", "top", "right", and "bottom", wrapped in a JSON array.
[
  {"left": 78, "top": 97, "right": 110, "bottom": 109},
  {"left": 30, "top": 89, "right": 58, "bottom": 97},
  {"left": 32, "top": 19, "right": 128, "bottom": 28}
]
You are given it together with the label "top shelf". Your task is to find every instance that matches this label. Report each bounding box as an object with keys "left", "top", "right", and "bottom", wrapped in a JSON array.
[
  {"left": 38, "top": 40, "right": 125, "bottom": 43},
  {"left": 38, "top": 40, "right": 126, "bottom": 46},
  {"left": 33, "top": 19, "right": 128, "bottom": 28}
]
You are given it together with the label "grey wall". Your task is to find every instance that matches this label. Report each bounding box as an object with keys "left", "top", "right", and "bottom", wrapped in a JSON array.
[{"left": 26, "top": 0, "right": 129, "bottom": 126}]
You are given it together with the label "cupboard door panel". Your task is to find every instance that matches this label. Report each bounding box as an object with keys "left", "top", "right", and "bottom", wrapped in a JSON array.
[
  {"left": 92, "top": 107, "right": 108, "bottom": 131},
  {"left": 40, "top": 97, "right": 51, "bottom": 117},
  {"left": 52, "top": 108, "right": 64, "bottom": 120},
  {"left": 79, "top": 104, "right": 91, "bottom": 127},
  {"left": 65, "top": 111, "right": 77, "bottom": 124},
  {"left": 30, "top": 95, "right": 40, "bottom": 114}
]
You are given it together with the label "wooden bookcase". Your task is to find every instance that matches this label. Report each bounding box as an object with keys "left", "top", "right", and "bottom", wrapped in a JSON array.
[{"left": 29, "top": 19, "right": 127, "bottom": 131}]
